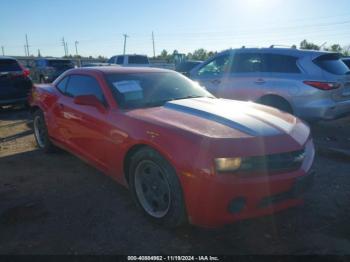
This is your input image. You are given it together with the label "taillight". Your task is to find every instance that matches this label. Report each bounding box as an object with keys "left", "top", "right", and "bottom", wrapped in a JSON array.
[
  {"left": 303, "top": 81, "right": 341, "bottom": 91},
  {"left": 18, "top": 64, "right": 30, "bottom": 77},
  {"left": 23, "top": 68, "right": 30, "bottom": 77}
]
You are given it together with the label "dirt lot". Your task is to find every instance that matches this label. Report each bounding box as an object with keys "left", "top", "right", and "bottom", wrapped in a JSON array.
[{"left": 0, "top": 107, "right": 350, "bottom": 255}]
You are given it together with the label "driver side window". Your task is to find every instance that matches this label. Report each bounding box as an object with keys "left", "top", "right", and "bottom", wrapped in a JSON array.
[
  {"left": 65, "top": 75, "right": 106, "bottom": 105},
  {"left": 197, "top": 54, "right": 230, "bottom": 77}
]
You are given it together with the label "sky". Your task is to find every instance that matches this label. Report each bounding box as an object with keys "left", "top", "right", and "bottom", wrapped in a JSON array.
[{"left": 1, "top": 0, "right": 350, "bottom": 58}]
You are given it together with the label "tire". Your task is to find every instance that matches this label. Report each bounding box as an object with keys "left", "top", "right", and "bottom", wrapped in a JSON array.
[
  {"left": 129, "top": 148, "right": 187, "bottom": 227},
  {"left": 258, "top": 96, "right": 293, "bottom": 114},
  {"left": 32, "top": 110, "right": 57, "bottom": 153}
]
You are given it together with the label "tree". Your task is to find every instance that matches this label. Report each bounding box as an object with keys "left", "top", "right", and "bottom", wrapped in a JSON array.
[
  {"left": 329, "top": 44, "right": 342, "bottom": 53},
  {"left": 300, "top": 40, "right": 320, "bottom": 51},
  {"left": 343, "top": 45, "right": 350, "bottom": 56},
  {"left": 191, "top": 48, "right": 208, "bottom": 60},
  {"left": 158, "top": 49, "right": 168, "bottom": 60}
]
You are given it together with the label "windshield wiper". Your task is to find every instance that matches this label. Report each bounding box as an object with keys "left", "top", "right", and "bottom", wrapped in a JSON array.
[
  {"left": 169, "top": 95, "right": 209, "bottom": 101},
  {"left": 140, "top": 96, "right": 213, "bottom": 108}
]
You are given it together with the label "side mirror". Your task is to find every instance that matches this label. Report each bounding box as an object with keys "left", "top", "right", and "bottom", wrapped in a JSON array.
[{"left": 73, "top": 95, "right": 106, "bottom": 113}]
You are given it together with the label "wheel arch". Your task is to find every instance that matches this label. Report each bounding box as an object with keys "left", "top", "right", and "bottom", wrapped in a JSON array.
[
  {"left": 256, "top": 94, "right": 294, "bottom": 113},
  {"left": 29, "top": 105, "right": 42, "bottom": 115},
  {"left": 123, "top": 144, "right": 153, "bottom": 185},
  {"left": 123, "top": 143, "right": 179, "bottom": 186}
]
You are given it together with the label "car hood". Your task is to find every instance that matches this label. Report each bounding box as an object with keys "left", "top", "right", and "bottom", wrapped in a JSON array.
[{"left": 126, "top": 97, "right": 309, "bottom": 144}]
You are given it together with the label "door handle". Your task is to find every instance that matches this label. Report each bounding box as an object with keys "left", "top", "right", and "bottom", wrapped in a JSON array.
[
  {"left": 255, "top": 79, "right": 266, "bottom": 84},
  {"left": 59, "top": 103, "right": 64, "bottom": 109},
  {"left": 211, "top": 79, "right": 221, "bottom": 85}
]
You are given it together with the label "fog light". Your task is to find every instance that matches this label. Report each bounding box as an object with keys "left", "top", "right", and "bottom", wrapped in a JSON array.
[{"left": 228, "top": 197, "right": 246, "bottom": 214}]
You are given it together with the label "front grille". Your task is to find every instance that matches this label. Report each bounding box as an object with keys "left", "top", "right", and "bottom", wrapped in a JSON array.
[{"left": 242, "top": 149, "right": 305, "bottom": 173}]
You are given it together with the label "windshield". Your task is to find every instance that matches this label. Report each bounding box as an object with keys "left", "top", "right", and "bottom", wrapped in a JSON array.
[
  {"left": 48, "top": 60, "right": 74, "bottom": 68},
  {"left": 128, "top": 55, "right": 149, "bottom": 64},
  {"left": 105, "top": 72, "right": 213, "bottom": 109},
  {"left": 0, "top": 59, "right": 21, "bottom": 72}
]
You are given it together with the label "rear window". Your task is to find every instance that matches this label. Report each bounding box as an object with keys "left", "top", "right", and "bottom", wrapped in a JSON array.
[
  {"left": 0, "top": 59, "right": 21, "bottom": 72},
  {"left": 128, "top": 55, "right": 149, "bottom": 64},
  {"left": 314, "top": 54, "right": 350, "bottom": 75},
  {"left": 48, "top": 60, "right": 74, "bottom": 68},
  {"left": 343, "top": 59, "right": 350, "bottom": 69},
  {"left": 117, "top": 56, "right": 124, "bottom": 65},
  {"left": 262, "top": 54, "right": 301, "bottom": 73}
]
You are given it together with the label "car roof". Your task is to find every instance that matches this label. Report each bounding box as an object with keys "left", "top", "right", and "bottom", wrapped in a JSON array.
[
  {"left": 113, "top": 54, "right": 148, "bottom": 57},
  {"left": 70, "top": 66, "right": 172, "bottom": 74},
  {"left": 222, "top": 47, "right": 338, "bottom": 58},
  {"left": 36, "top": 58, "right": 73, "bottom": 61},
  {"left": 0, "top": 56, "right": 17, "bottom": 61}
]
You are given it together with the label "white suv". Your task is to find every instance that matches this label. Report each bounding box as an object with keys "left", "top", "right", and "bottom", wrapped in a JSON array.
[{"left": 108, "top": 55, "right": 150, "bottom": 67}]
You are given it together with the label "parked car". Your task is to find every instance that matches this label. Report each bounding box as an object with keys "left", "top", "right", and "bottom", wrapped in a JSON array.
[
  {"left": 190, "top": 48, "right": 350, "bottom": 121},
  {"left": 81, "top": 62, "right": 112, "bottom": 67},
  {"left": 175, "top": 60, "right": 203, "bottom": 77},
  {"left": 108, "top": 55, "right": 150, "bottom": 67},
  {"left": 0, "top": 56, "right": 32, "bottom": 108},
  {"left": 342, "top": 57, "right": 350, "bottom": 69},
  {"left": 31, "top": 58, "right": 75, "bottom": 83},
  {"left": 29, "top": 67, "right": 315, "bottom": 228}
]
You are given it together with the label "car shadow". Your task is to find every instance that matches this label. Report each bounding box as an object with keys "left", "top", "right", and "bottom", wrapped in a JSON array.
[{"left": 0, "top": 106, "right": 31, "bottom": 122}]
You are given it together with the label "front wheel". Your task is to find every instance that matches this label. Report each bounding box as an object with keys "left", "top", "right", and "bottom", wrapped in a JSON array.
[
  {"left": 129, "top": 148, "right": 187, "bottom": 227},
  {"left": 33, "top": 110, "right": 56, "bottom": 153}
]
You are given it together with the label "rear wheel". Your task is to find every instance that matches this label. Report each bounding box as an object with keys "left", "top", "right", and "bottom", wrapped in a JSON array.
[
  {"left": 33, "top": 110, "right": 56, "bottom": 153},
  {"left": 129, "top": 148, "right": 187, "bottom": 227}
]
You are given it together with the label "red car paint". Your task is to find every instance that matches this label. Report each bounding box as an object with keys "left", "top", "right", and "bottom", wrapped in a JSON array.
[{"left": 29, "top": 67, "right": 315, "bottom": 227}]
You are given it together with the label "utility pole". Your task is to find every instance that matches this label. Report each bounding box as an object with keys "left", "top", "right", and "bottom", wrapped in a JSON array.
[
  {"left": 1, "top": 46, "right": 4, "bottom": 56},
  {"left": 75, "top": 41, "right": 79, "bottom": 56},
  {"left": 65, "top": 42, "right": 69, "bottom": 56},
  {"left": 25, "top": 34, "right": 30, "bottom": 56},
  {"left": 24, "top": 45, "right": 27, "bottom": 56},
  {"left": 152, "top": 31, "right": 156, "bottom": 58},
  {"left": 123, "top": 34, "right": 129, "bottom": 55},
  {"left": 62, "top": 37, "right": 67, "bottom": 56},
  {"left": 38, "top": 49, "right": 41, "bottom": 57}
]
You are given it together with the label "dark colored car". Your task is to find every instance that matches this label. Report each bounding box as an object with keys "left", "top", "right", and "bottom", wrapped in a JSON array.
[
  {"left": 31, "top": 58, "right": 75, "bottom": 83},
  {"left": 342, "top": 58, "right": 350, "bottom": 69},
  {"left": 0, "top": 57, "right": 32, "bottom": 107},
  {"left": 175, "top": 60, "right": 203, "bottom": 77}
]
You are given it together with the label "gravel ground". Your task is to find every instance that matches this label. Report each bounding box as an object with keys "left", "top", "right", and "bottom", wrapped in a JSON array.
[{"left": 0, "top": 107, "right": 350, "bottom": 255}]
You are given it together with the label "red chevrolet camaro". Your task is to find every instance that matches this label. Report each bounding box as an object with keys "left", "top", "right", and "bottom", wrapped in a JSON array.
[{"left": 29, "top": 67, "right": 315, "bottom": 228}]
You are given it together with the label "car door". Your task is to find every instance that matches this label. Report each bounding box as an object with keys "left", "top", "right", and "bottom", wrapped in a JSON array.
[
  {"left": 260, "top": 53, "right": 303, "bottom": 99},
  {"left": 190, "top": 53, "right": 231, "bottom": 96},
  {"left": 58, "top": 74, "right": 113, "bottom": 170},
  {"left": 224, "top": 52, "right": 265, "bottom": 101}
]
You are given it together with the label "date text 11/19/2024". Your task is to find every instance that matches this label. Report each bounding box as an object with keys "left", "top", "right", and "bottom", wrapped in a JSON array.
[{"left": 127, "top": 256, "right": 220, "bottom": 261}]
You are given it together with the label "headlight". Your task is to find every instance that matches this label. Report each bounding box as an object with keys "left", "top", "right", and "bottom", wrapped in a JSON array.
[
  {"left": 215, "top": 158, "right": 242, "bottom": 173},
  {"left": 215, "top": 149, "right": 306, "bottom": 174}
]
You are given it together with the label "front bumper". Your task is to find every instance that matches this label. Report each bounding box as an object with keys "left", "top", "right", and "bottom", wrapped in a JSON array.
[
  {"left": 0, "top": 97, "right": 28, "bottom": 106},
  {"left": 181, "top": 168, "right": 314, "bottom": 228}
]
